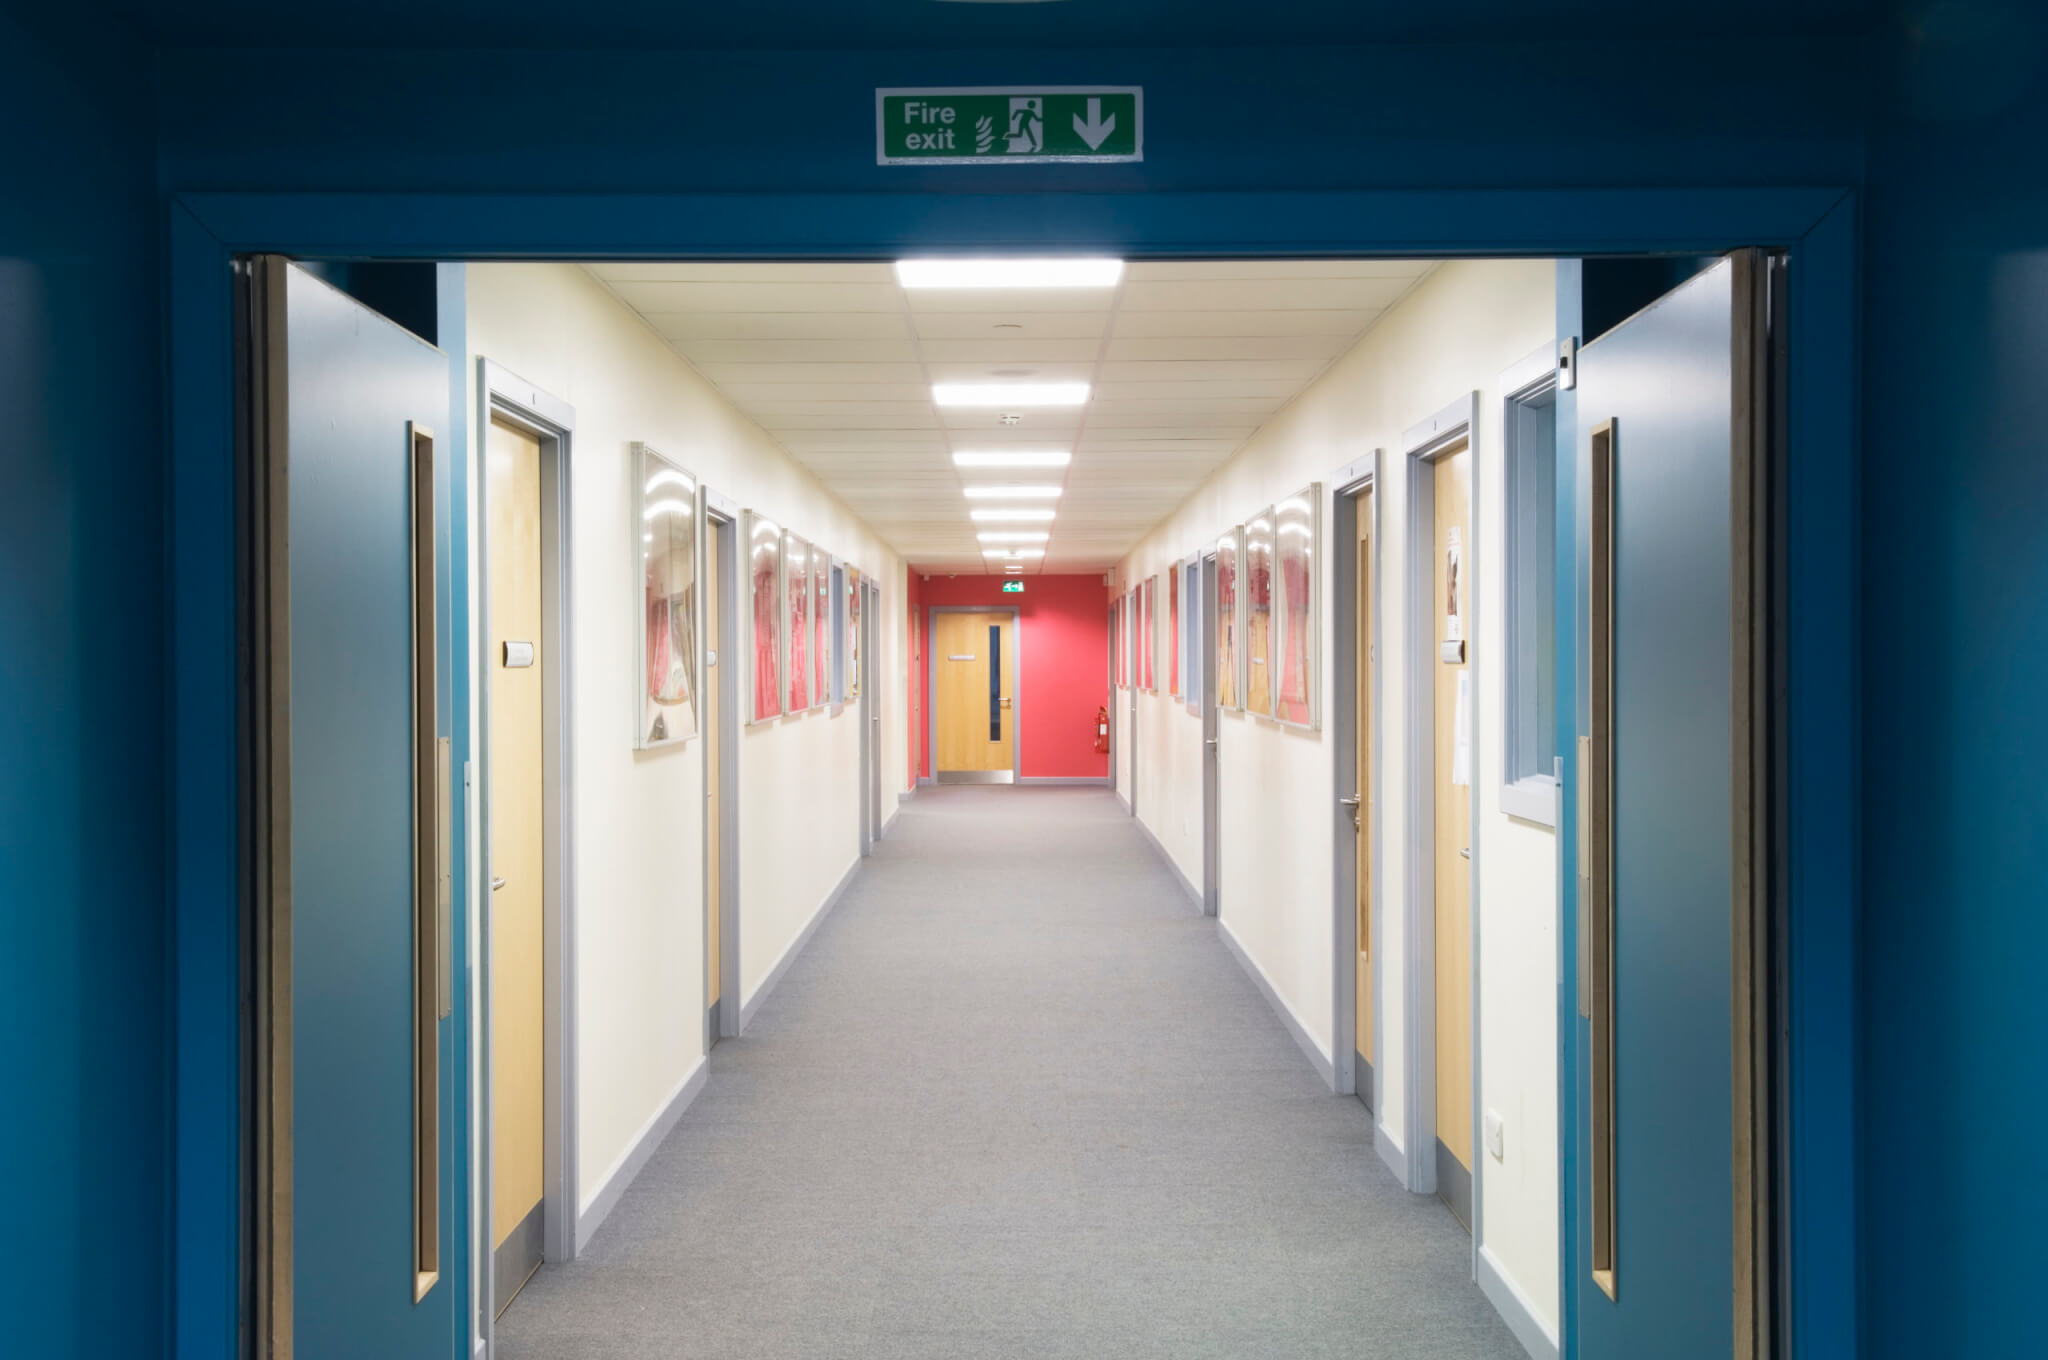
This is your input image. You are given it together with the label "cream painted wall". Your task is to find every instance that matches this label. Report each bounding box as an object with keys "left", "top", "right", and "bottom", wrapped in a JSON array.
[
  {"left": 1112, "top": 259, "right": 1560, "bottom": 1336},
  {"left": 464, "top": 262, "right": 906, "bottom": 1215}
]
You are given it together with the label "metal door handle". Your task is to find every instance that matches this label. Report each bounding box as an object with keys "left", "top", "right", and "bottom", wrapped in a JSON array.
[
  {"left": 1205, "top": 738, "right": 1218, "bottom": 748},
  {"left": 1459, "top": 847, "right": 1471, "bottom": 859},
  {"left": 1338, "top": 795, "right": 1361, "bottom": 807},
  {"left": 491, "top": 876, "right": 506, "bottom": 891}
]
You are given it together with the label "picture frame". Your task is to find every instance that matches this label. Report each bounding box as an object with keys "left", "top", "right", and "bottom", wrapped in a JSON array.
[
  {"left": 813, "top": 548, "right": 832, "bottom": 711},
  {"left": 745, "top": 510, "right": 783, "bottom": 724},
  {"left": 1168, "top": 562, "right": 1180, "bottom": 698},
  {"left": 1244, "top": 505, "right": 1277, "bottom": 717},
  {"left": 784, "top": 531, "right": 812, "bottom": 713},
  {"left": 1272, "top": 483, "right": 1321, "bottom": 728},
  {"left": 844, "top": 565, "right": 863, "bottom": 700},
  {"left": 632, "top": 443, "right": 699, "bottom": 749},
  {"left": 1215, "top": 526, "right": 1244, "bottom": 711},
  {"left": 1142, "top": 574, "right": 1157, "bottom": 691},
  {"left": 1183, "top": 553, "right": 1202, "bottom": 717}
]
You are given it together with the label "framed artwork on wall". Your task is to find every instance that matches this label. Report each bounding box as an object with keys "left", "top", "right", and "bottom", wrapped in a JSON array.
[
  {"left": 1183, "top": 553, "right": 1202, "bottom": 716},
  {"left": 1141, "top": 576, "right": 1156, "bottom": 691},
  {"left": 1244, "top": 506, "right": 1276, "bottom": 717},
  {"left": 813, "top": 548, "right": 831, "bottom": 711},
  {"left": 1168, "top": 563, "right": 1179, "bottom": 698},
  {"left": 1215, "top": 526, "right": 1244, "bottom": 711},
  {"left": 785, "top": 531, "right": 812, "bottom": 712},
  {"left": 1273, "top": 484, "right": 1321, "bottom": 728},
  {"left": 746, "top": 510, "right": 783, "bottom": 723},
  {"left": 1115, "top": 591, "right": 1127, "bottom": 688},
  {"left": 632, "top": 444, "right": 699, "bottom": 749},
  {"left": 1128, "top": 589, "right": 1140, "bottom": 689},
  {"left": 845, "top": 565, "right": 863, "bottom": 699}
]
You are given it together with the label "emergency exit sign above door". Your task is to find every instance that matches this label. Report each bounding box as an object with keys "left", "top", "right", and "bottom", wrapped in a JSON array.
[{"left": 877, "top": 87, "right": 1142, "bottom": 165}]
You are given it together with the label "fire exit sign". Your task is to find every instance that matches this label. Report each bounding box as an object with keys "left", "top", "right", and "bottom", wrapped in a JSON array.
[
  {"left": 1001, "top": 580, "right": 1025, "bottom": 593},
  {"left": 877, "top": 87, "right": 1143, "bottom": 166}
]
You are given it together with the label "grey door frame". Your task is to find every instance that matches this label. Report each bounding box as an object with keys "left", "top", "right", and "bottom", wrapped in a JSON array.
[
  {"left": 866, "top": 579, "right": 883, "bottom": 843},
  {"left": 926, "top": 604, "right": 1024, "bottom": 784},
  {"left": 474, "top": 360, "right": 580, "bottom": 1348},
  {"left": 1329, "top": 456, "right": 1384, "bottom": 1110},
  {"left": 703, "top": 493, "right": 742, "bottom": 1044},
  {"left": 1397, "top": 391, "right": 1482, "bottom": 1213},
  {"left": 1200, "top": 553, "right": 1221, "bottom": 917}
]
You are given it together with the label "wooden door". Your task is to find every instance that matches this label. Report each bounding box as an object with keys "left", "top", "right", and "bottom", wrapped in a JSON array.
[
  {"left": 1354, "top": 485, "right": 1375, "bottom": 1109},
  {"left": 487, "top": 415, "right": 546, "bottom": 1307},
  {"left": 705, "top": 517, "right": 723, "bottom": 1034},
  {"left": 1433, "top": 445, "right": 1474, "bottom": 1229},
  {"left": 934, "top": 611, "right": 1015, "bottom": 778}
]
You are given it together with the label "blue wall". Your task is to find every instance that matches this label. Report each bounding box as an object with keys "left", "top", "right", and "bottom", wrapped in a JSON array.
[
  {"left": 0, "top": 6, "right": 166, "bottom": 1357},
  {"left": 1862, "top": 6, "right": 2048, "bottom": 1354},
  {"left": 7, "top": 2, "right": 2048, "bottom": 1352}
]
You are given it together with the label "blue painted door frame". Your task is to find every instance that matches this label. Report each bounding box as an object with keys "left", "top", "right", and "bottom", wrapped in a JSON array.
[{"left": 165, "top": 186, "right": 1858, "bottom": 1360}]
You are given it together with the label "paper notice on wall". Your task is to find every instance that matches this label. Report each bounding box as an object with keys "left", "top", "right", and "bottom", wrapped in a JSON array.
[
  {"left": 1452, "top": 669, "right": 1473, "bottom": 786},
  {"left": 1445, "top": 526, "right": 1464, "bottom": 643}
]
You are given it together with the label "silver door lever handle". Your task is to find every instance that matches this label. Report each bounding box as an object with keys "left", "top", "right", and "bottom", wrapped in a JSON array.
[
  {"left": 1338, "top": 795, "right": 1361, "bottom": 807},
  {"left": 492, "top": 876, "right": 507, "bottom": 891}
]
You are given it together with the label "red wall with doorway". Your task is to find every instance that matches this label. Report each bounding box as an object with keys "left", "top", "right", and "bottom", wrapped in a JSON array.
[{"left": 917, "top": 574, "right": 1110, "bottom": 781}]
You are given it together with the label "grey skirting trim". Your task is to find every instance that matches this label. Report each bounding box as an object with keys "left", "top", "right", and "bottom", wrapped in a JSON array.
[
  {"left": 1130, "top": 812, "right": 1201, "bottom": 911},
  {"left": 574, "top": 1057, "right": 709, "bottom": 1251},
  {"left": 1216, "top": 918, "right": 1338, "bottom": 1092},
  {"left": 1477, "top": 1244, "right": 1561, "bottom": 1360},
  {"left": 738, "top": 856, "right": 862, "bottom": 1032},
  {"left": 1017, "top": 776, "right": 1112, "bottom": 786}
]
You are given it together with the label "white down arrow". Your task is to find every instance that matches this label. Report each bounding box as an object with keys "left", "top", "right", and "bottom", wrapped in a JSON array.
[{"left": 1073, "top": 97, "right": 1117, "bottom": 151}]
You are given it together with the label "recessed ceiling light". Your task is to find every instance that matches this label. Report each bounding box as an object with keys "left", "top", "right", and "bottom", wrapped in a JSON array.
[
  {"left": 896, "top": 258, "right": 1124, "bottom": 290},
  {"left": 978, "top": 531, "right": 1050, "bottom": 543},
  {"left": 985, "top": 548, "right": 1045, "bottom": 560},
  {"left": 970, "top": 508, "right": 1057, "bottom": 522},
  {"left": 963, "top": 485, "right": 1062, "bottom": 500},
  {"left": 933, "top": 381, "right": 1089, "bottom": 408},
  {"left": 953, "top": 451, "right": 1071, "bottom": 468}
]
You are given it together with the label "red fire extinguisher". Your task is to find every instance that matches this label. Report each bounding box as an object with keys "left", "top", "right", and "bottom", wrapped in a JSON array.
[{"left": 1094, "top": 704, "right": 1110, "bottom": 754}]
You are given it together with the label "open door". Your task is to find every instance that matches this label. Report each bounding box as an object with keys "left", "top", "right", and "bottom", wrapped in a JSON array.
[
  {"left": 242, "top": 257, "right": 460, "bottom": 1359},
  {"left": 1571, "top": 251, "right": 1782, "bottom": 1359}
]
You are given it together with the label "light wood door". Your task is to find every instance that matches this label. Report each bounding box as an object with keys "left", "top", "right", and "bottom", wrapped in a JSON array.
[
  {"left": 1354, "top": 486, "right": 1375, "bottom": 1099},
  {"left": 1432, "top": 446, "right": 1475, "bottom": 1214},
  {"left": 487, "top": 417, "right": 546, "bottom": 1299},
  {"left": 934, "top": 611, "right": 1015, "bottom": 775},
  {"left": 705, "top": 517, "right": 723, "bottom": 1023}
]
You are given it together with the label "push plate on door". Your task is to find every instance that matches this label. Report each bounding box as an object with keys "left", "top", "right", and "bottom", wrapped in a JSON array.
[{"left": 503, "top": 640, "right": 535, "bottom": 667}]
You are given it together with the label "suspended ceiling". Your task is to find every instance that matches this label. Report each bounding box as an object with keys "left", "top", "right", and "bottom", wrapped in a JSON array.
[{"left": 586, "top": 259, "right": 1435, "bottom": 574}]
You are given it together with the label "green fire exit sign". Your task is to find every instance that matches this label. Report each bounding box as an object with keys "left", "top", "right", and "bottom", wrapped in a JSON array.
[
  {"left": 877, "top": 87, "right": 1143, "bottom": 166},
  {"left": 1001, "top": 580, "right": 1025, "bottom": 593}
]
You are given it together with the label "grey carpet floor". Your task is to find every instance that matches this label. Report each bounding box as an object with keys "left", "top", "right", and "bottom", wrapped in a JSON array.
[{"left": 496, "top": 786, "right": 1526, "bottom": 1359}]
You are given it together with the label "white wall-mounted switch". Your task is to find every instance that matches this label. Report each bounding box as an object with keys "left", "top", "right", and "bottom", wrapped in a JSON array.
[{"left": 1484, "top": 1108, "right": 1506, "bottom": 1162}]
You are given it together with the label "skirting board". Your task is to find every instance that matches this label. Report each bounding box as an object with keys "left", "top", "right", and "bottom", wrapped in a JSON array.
[
  {"left": 574, "top": 1056, "right": 708, "bottom": 1252},
  {"left": 1114, "top": 789, "right": 1132, "bottom": 814},
  {"left": 1130, "top": 812, "right": 1201, "bottom": 910},
  {"left": 1217, "top": 917, "right": 1338, "bottom": 1091},
  {"left": 898, "top": 787, "right": 918, "bottom": 803},
  {"left": 1375, "top": 1122, "right": 1408, "bottom": 1183},
  {"left": 1018, "top": 776, "right": 1112, "bottom": 786},
  {"left": 1477, "top": 1244, "right": 1561, "bottom": 1360},
  {"left": 738, "top": 856, "right": 861, "bottom": 1032}
]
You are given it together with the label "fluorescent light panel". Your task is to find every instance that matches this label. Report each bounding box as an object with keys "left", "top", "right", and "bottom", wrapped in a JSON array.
[
  {"left": 932, "top": 381, "right": 1089, "bottom": 408},
  {"left": 952, "top": 450, "right": 1072, "bottom": 468},
  {"left": 985, "top": 548, "right": 1045, "bottom": 559},
  {"left": 978, "top": 531, "right": 1050, "bottom": 543},
  {"left": 963, "top": 485, "right": 1062, "bottom": 500},
  {"left": 895, "top": 257, "right": 1123, "bottom": 290},
  {"left": 970, "top": 508, "right": 1056, "bottom": 523}
]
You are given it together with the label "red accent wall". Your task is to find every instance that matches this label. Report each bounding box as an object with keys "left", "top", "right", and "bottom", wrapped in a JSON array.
[{"left": 917, "top": 574, "right": 1110, "bottom": 780}]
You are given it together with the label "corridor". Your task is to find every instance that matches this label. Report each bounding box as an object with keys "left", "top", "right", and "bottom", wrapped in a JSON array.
[{"left": 497, "top": 787, "right": 1521, "bottom": 1359}]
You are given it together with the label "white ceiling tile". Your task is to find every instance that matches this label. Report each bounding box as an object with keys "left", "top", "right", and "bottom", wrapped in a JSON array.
[
  {"left": 609, "top": 280, "right": 903, "bottom": 314},
  {"left": 672, "top": 339, "right": 922, "bottom": 364},
  {"left": 914, "top": 339, "right": 1105, "bottom": 364},
  {"left": 1108, "top": 310, "right": 1380, "bottom": 339},
  {"left": 694, "top": 362, "right": 927, "bottom": 384},
  {"left": 647, "top": 312, "right": 913, "bottom": 341},
  {"left": 905, "top": 287, "right": 1117, "bottom": 314},
  {"left": 587, "top": 262, "right": 896, "bottom": 283},
  {"left": 1102, "top": 336, "right": 1351, "bottom": 362},
  {"left": 721, "top": 384, "right": 935, "bottom": 404},
  {"left": 1124, "top": 260, "right": 1434, "bottom": 281},
  {"left": 910, "top": 311, "right": 1110, "bottom": 340},
  {"left": 1119, "top": 277, "right": 1417, "bottom": 312}
]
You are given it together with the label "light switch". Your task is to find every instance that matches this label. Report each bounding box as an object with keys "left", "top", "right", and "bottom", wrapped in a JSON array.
[{"left": 1484, "top": 1108, "right": 1506, "bottom": 1162}]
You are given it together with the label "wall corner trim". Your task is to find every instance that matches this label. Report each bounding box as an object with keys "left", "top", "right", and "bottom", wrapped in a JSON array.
[
  {"left": 1374, "top": 1122, "right": 1408, "bottom": 1184},
  {"left": 738, "top": 856, "right": 862, "bottom": 1032},
  {"left": 898, "top": 788, "right": 918, "bottom": 804},
  {"left": 1217, "top": 918, "right": 1337, "bottom": 1091},
  {"left": 1476, "top": 1244, "right": 1561, "bottom": 1360},
  {"left": 1130, "top": 811, "right": 1201, "bottom": 910},
  {"left": 574, "top": 1056, "right": 709, "bottom": 1251}
]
